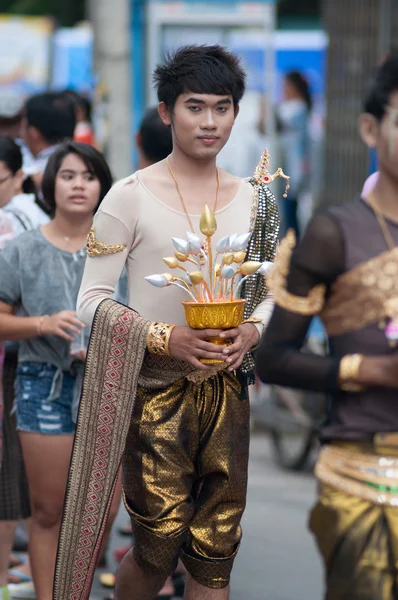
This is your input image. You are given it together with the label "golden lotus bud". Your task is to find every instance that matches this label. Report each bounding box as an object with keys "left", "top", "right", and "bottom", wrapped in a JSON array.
[
  {"left": 222, "top": 253, "right": 234, "bottom": 265},
  {"left": 199, "top": 204, "right": 217, "bottom": 237},
  {"left": 214, "top": 263, "right": 221, "bottom": 276},
  {"left": 234, "top": 251, "right": 246, "bottom": 264},
  {"left": 163, "top": 256, "right": 178, "bottom": 269},
  {"left": 240, "top": 261, "right": 262, "bottom": 275},
  {"left": 189, "top": 271, "right": 204, "bottom": 285},
  {"left": 174, "top": 251, "right": 188, "bottom": 262}
]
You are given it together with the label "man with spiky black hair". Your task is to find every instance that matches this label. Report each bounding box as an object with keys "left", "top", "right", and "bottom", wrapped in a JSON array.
[{"left": 55, "top": 45, "right": 280, "bottom": 600}]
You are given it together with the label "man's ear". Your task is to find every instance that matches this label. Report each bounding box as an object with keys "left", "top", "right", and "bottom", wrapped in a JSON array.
[
  {"left": 158, "top": 102, "right": 171, "bottom": 126},
  {"left": 359, "top": 113, "right": 379, "bottom": 148}
]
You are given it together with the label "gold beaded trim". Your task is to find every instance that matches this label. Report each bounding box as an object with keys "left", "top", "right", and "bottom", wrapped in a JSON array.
[
  {"left": 146, "top": 322, "right": 176, "bottom": 356},
  {"left": 86, "top": 227, "right": 126, "bottom": 257},
  {"left": 267, "top": 229, "right": 326, "bottom": 315},
  {"left": 315, "top": 445, "right": 398, "bottom": 506},
  {"left": 338, "top": 354, "right": 364, "bottom": 392}
]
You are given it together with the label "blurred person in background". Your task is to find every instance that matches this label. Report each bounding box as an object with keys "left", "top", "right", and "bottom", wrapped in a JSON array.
[
  {"left": 0, "top": 142, "right": 112, "bottom": 600},
  {"left": 60, "top": 90, "right": 96, "bottom": 147},
  {"left": 0, "top": 136, "right": 51, "bottom": 600},
  {"left": 256, "top": 53, "right": 398, "bottom": 600},
  {"left": 277, "top": 71, "right": 312, "bottom": 238},
  {"left": 21, "top": 92, "right": 76, "bottom": 190}
]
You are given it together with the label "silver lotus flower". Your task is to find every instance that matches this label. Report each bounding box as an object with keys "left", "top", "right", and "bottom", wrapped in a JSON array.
[
  {"left": 145, "top": 274, "right": 170, "bottom": 288},
  {"left": 186, "top": 232, "right": 202, "bottom": 254},
  {"left": 231, "top": 233, "right": 251, "bottom": 252},
  {"left": 172, "top": 237, "right": 189, "bottom": 254},
  {"left": 216, "top": 235, "right": 230, "bottom": 253}
]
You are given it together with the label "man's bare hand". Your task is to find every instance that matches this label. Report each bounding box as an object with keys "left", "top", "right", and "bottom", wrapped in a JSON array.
[
  {"left": 220, "top": 323, "right": 260, "bottom": 371},
  {"left": 168, "top": 326, "right": 226, "bottom": 370}
]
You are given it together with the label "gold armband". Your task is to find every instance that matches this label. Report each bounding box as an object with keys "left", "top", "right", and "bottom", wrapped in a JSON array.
[
  {"left": 339, "top": 354, "right": 365, "bottom": 392},
  {"left": 147, "top": 322, "right": 176, "bottom": 356},
  {"left": 242, "top": 317, "right": 263, "bottom": 325},
  {"left": 86, "top": 227, "right": 126, "bottom": 257}
]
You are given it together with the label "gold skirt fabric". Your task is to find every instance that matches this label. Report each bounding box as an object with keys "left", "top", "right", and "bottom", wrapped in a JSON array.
[
  {"left": 122, "top": 369, "right": 249, "bottom": 589},
  {"left": 310, "top": 442, "right": 398, "bottom": 600}
]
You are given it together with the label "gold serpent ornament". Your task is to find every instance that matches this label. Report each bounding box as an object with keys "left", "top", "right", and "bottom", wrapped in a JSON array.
[{"left": 86, "top": 227, "right": 126, "bottom": 258}]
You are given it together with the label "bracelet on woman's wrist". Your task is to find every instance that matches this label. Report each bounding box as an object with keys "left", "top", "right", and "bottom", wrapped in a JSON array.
[
  {"left": 37, "top": 315, "right": 48, "bottom": 336},
  {"left": 147, "top": 322, "right": 176, "bottom": 356},
  {"left": 339, "top": 353, "right": 365, "bottom": 392}
]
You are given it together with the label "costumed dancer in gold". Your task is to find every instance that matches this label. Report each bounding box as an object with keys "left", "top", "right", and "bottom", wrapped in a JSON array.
[
  {"left": 53, "top": 45, "right": 282, "bottom": 600},
  {"left": 256, "top": 53, "right": 398, "bottom": 599}
]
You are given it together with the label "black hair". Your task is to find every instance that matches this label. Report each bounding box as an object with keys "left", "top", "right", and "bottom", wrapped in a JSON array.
[
  {"left": 139, "top": 107, "right": 173, "bottom": 163},
  {"left": 285, "top": 71, "right": 313, "bottom": 111},
  {"left": 364, "top": 51, "right": 398, "bottom": 121},
  {"left": 153, "top": 44, "right": 246, "bottom": 111},
  {"left": 42, "top": 141, "right": 113, "bottom": 216},
  {"left": 25, "top": 92, "right": 76, "bottom": 144},
  {"left": 0, "top": 135, "right": 45, "bottom": 210},
  {"left": 0, "top": 135, "right": 22, "bottom": 174},
  {"left": 60, "top": 89, "right": 93, "bottom": 123}
]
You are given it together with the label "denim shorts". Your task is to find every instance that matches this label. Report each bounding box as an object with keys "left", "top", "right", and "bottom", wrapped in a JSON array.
[{"left": 15, "top": 362, "right": 76, "bottom": 435}]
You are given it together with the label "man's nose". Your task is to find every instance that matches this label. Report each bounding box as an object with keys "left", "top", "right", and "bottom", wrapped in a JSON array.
[{"left": 201, "top": 109, "right": 216, "bottom": 129}]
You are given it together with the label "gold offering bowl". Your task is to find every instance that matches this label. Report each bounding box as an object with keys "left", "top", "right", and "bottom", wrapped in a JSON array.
[{"left": 183, "top": 299, "right": 247, "bottom": 364}]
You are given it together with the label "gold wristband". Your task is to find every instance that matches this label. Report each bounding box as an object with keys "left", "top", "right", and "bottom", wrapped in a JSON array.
[
  {"left": 147, "top": 322, "right": 176, "bottom": 356},
  {"left": 339, "top": 354, "right": 365, "bottom": 392}
]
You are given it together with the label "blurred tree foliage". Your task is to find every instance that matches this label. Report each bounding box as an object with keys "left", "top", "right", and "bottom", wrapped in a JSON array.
[{"left": 0, "top": 0, "right": 86, "bottom": 26}]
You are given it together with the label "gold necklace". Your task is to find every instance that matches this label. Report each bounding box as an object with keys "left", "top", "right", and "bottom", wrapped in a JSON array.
[
  {"left": 367, "top": 193, "right": 396, "bottom": 251},
  {"left": 166, "top": 156, "right": 220, "bottom": 235}
]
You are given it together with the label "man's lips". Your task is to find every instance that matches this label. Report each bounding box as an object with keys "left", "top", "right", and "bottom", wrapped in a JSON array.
[{"left": 198, "top": 136, "right": 219, "bottom": 144}]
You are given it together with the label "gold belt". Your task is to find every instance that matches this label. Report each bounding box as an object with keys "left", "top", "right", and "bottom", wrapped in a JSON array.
[{"left": 316, "top": 441, "right": 398, "bottom": 506}]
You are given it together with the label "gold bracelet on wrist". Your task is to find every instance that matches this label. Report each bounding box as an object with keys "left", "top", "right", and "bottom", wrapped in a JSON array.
[
  {"left": 147, "top": 322, "right": 176, "bottom": 356},
  {"left": 339, "top": 354, "right": 365, "bottom": 392}
]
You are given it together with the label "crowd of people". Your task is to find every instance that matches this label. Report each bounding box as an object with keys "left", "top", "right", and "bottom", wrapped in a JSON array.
[{"left": 0, "top": 42, "right": 397, "bottom": 600}]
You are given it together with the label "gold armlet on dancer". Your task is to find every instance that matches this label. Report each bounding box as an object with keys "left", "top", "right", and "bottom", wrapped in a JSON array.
[
  {"left": 86, "top": 227, "right": 126, "bottom": 257},
  {"left": 147, "top": 322, "right": 176, "bottom": 356},
  {"left": 339, "top": 354, "right": 365, "bottom": 392},
  {"left": 267, "top": 230, "right": 326, "bottom": 316}
]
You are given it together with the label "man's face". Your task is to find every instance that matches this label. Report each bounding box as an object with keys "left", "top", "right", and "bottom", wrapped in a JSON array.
[
  {"left": 375, "top": 90, "right": 398, "bottom": 181},
  {"left": 162, "top": 92, "right": 238, "bottom": 160}
]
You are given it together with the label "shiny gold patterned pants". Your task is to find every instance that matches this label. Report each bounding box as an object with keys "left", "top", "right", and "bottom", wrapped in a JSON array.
[
  {"left": 310, "top": 443, "right": 398, "bottom": 600},
  {"left": 122, "top": 370, "right": 249, "bottom": 589}
]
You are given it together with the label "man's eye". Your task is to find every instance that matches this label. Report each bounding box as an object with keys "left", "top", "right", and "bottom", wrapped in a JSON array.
[
  {"left": 188, "top": 106, "right": 200, "bottom": 112},
  {"left": 217, "top": 107, "right": 227, "bottom": 113},
  {"left": 62, "top": 174, "right": 73, "bottom": 181}
]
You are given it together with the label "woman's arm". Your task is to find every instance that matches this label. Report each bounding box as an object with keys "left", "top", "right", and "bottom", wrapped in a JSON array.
[{"left": 0, "top": 301, "right": 83, "bottom": 342}]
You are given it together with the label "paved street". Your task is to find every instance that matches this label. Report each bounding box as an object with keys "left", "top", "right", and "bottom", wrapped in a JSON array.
[{"left": 91, "top": 433, "right": 323, "bottom": 600}]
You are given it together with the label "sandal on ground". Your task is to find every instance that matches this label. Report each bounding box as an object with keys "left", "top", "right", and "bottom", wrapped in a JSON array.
[
  {"left": 99, "top": 573, "right": 116, "bottom": 589},
  {"left": 8, "top": 570, "right": 32, "bottom": 585},
  {"left": 8, "top": 553, "right": 27, "bottom": 569},
  {"left": 117, "top": 523, "right": 133, "bottom": 536},
  {"left": 8, "top": 582, "right": 36, "bottom": 599}
]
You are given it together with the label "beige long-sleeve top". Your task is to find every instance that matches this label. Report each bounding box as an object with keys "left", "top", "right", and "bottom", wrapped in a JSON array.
[{"left": 77, "top": 173, "right": 274, "bottom": 334}]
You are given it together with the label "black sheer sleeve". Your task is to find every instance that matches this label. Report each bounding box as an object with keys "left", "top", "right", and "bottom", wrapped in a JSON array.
[{"left": 256, "top": 212, "right": 345, "bottom": 392}]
